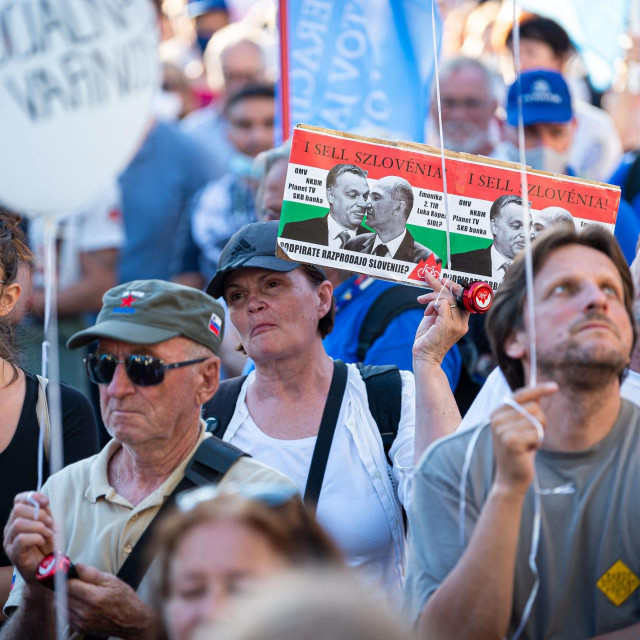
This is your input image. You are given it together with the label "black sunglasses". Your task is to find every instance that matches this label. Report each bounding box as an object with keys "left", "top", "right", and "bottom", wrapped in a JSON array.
[
  {"left": 84, "top": 353, "right": 208, "bottom": 387},
  {"left": 176, "top": 483, "right": 299, "bottom": 512}
]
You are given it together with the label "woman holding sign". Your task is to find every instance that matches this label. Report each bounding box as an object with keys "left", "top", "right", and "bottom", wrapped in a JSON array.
[
  {"left": 203, "top": 221, "right": 469, "bottom": 605},
  {"left": 0, "top": 210, "right": 99, "bottom": 621}
]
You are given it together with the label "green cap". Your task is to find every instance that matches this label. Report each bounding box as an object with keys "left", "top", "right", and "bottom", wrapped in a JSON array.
[{"left": 66, "top": 280, "right": 225, "bottom": 354}]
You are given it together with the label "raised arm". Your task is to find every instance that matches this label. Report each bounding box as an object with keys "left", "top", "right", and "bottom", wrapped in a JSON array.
[
  {"left": 412, "top": 275, "right": 469, "bottom": 462},
  {"left": 414, "top": 383, "right": 557, "bottom": 640}
]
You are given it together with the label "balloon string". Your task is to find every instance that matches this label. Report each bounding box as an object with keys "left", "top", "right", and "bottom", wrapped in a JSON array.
[
  {"left": 431, "top": 0, "right": 451, "bottom": 271},
  {"left": 42, "top": 217, "right": 70, "bottom": 640},
  {"left": 512, "top": 0, "right": 538, "bottom": 387},
  {"left": 507, "top": 4, "right": 540, "bottom": 637}
]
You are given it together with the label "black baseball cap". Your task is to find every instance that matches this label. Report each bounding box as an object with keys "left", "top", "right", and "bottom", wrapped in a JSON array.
[
  {"left": 206, "top": 221, "right": 326, "bottom": 298},
  {"left": 67, "top": 280, "right": 225, "bottom": 354}
]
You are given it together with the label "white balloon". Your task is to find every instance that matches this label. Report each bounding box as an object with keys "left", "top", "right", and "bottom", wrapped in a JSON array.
[{"left": 0, "top": 0, "right": 160, "bottom": 219}]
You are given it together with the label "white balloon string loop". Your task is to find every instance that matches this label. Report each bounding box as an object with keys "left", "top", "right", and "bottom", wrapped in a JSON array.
[
  {"left": 42, "top": 216, "right": 70, "bottom": 640},
  {"left": 27, "top": 491, "right": 40, "bottom": 523},
  {"left": 512, "top": 0, "right": 538, "bottom": 387},
  {"left": 502, "top": 396, "right": 544, "bottom": 444},
  {"left": 433, "top": 277, "right": 452, "bottom": 308},
  {"left": 431, "top": 0, "right": 451, "bottom": 271}
]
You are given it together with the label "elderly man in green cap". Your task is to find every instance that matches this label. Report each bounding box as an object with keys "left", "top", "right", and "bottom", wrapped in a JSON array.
[{"left": 2, "top": 280, "right": 293, "bottom": 640}]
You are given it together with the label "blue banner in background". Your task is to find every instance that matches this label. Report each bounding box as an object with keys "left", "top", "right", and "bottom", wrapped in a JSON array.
[{"left": 277, "top": 0, "right": 442, "bottom": 143}]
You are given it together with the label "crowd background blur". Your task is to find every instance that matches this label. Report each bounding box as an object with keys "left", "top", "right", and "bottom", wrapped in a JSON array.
[
  {"left": 8, "top": 0, "right": 640, "bottom": 438},
  {"left": 1, "top": 0, "right": 640, "bottom": 638}
]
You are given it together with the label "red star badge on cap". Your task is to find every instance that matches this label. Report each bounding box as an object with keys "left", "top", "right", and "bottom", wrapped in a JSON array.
[{"left": 121, "top": 294, "right": 135, "bottom": 307}]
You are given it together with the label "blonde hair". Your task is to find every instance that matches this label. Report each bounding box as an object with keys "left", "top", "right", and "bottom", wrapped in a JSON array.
[{"left": 152, "top": 492, "right": 342, "bottom": 600}]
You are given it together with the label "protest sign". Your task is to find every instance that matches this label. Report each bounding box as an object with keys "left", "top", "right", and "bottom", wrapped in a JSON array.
[
  {"left": 277, "top": 125, "right": 620, "bottom": 290},
  {"left": 0, "top": 0, "right": 159, "bottom": 219}
]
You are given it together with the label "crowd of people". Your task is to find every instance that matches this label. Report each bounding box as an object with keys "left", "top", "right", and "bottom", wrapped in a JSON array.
[{"left": 1, "top": 0, "right": 640, "bottom": 639}]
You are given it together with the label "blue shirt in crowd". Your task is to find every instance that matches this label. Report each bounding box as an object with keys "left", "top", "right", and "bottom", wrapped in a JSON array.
[{"left": 118, "top": 121, "right": 215, "bottom": 283}]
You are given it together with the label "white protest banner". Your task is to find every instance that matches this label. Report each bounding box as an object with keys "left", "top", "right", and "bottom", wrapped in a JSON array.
[
  {"left": 0, "top": 0, "right": 159, "bottom": 218},
  {"left": 277, "top": 125, "right": 621, "bottom": 291}
]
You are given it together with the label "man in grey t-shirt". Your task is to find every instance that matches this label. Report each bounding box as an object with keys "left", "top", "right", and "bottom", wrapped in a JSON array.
[{"left": 406, "top": 226, "right": 640, "bottom": 639}]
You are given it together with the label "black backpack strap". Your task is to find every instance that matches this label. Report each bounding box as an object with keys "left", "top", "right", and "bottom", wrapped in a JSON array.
[
  {"left": 303, "top": 360, "right": 348, "bottom": 510},
  {"left": 183, "top": 435, "right": 248, "bottom": 486},
  {"left": 357, "top": 285, "right": 423, "bottom": 362},
  {"left": 202, "top": 375, "right": 248, "bottom": 438},
  {"left": 84, "top": 436, "right": 248, "bottom": 640},
  {"left": 357, "top": 363, "right": 402, "bottom": 466}
]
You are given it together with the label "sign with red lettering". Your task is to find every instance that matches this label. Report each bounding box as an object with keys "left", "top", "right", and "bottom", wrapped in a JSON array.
[{"left": 277, "top": 125, "right": 620, "bottom": 290}]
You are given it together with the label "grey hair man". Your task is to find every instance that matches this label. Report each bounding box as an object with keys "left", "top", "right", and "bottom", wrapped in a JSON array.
[
  {"left": 530, "top": 206, "right": 575, "bottom": 239},
  {"left": 2, "top": 280, "right": 293, "bottom": 640},
  {"left": 430, "top": 57, "right": 507, "bottom": 159},
  {"left": 451, "top": 194, "right": 529, "bottom": 278},
  {"left": 281, "top": 163, "right": 371, "bottom": 249}
]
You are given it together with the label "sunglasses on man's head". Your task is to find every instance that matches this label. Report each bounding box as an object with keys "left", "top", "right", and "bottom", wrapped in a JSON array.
[
  {"left": 84, "top": 353, "right": 208, "bottom": 387},
  {"left": 176, "top": 483, "right": 299, "bottom": 512}
]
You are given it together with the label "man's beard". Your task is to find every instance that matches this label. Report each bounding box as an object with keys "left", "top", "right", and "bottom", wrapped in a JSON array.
[
  {"left": 442, "top": 120, "right": 490, "bottom": 155},
  {"left": 538, "top": 339, "right": 629, "bottom": 391}
]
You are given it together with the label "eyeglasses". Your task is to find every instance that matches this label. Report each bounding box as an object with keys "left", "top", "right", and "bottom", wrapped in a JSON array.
[
  {"left": 84, "top": 353, "right": 208, "bottom": 387},
  {"left": 441, "top": 97, "right": 488, "bottom": 110},
  {"left": 176, "top": 483, "right": 299, "bottom": 512}
]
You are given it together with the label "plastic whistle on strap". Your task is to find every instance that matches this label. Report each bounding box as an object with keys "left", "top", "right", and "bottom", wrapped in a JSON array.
[
  {"left": 35, "top": 552, "right": 78, "bottom": 589},
  {"left": 456, "top": 281, "right": 494, "bottom": 314}
]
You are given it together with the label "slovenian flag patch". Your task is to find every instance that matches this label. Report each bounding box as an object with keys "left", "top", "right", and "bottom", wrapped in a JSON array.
[{"left": 208, "top": 312, "right": 222, "bottom": 336}]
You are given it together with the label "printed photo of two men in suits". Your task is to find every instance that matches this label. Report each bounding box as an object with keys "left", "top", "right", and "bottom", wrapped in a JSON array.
[{"left": 281, "top": 163, "right": 439, "bottom": 265}]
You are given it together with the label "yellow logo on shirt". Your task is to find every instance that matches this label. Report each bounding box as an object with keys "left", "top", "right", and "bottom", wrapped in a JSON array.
[{"left": 597, "top": 560, "right": 639, "bottom": 606}]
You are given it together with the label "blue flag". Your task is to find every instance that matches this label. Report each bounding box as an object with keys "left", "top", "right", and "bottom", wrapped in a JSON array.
[{"left": 277, "top": 0, "right": 442, "bottom": 143}]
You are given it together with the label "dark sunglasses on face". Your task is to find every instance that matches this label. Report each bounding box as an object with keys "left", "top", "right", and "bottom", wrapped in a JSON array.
[{"left": 84, "top": 353, "right": 208, "bottom": 387}]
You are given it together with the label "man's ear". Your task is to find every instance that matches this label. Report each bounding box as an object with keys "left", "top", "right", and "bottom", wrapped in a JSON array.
[
  {"left": 0, "top": 282, "right": 21, "bottom": 318},
  {"left": 505, "top": 329, "right": 526, "bottom": 360},
  {"left": 489, "top": 216, "right": 498, "bottom": 237},
  {"left": 326, "top": 187, "right": 334, "bottom": 206},
  {"left": 195, "top": 356, "right": 221, "bottom": 407},
  {"left": 316, "top": 280, "right": 333, "bottom": 319}
]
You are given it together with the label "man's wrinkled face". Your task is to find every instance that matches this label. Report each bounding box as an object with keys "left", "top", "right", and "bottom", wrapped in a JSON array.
[
  {"left": 326, "top": 172, "right": 370, "bottom": 230},
  {"left": 490, "top": 202, "right": 527, "bottom": 260},
  {"left": 366, "top": 182, "right": 394, "bottom": 230},
  {"left": 97, "top": 336, "right": 202, "bottom": 447},
  {"left": 436, "top": 67, "right": 497, "bottom": 154}
]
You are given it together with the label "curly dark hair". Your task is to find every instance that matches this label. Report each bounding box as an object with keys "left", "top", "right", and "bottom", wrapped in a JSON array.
[{"left": 0, "top": 207, "right": 33, "bottom": 384}]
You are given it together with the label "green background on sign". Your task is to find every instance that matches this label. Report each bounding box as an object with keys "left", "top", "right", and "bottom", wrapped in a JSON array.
[{"left": 279, "top": 201, "right": 492, "bottom": 258}]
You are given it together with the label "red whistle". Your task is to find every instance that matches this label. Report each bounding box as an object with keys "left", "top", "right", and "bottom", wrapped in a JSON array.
[
  {"left": 456, "top": 281, "right": 494, "bottom": 314},
  {"left": 35, "top": 552, "right": 78, "bottom": 590}
]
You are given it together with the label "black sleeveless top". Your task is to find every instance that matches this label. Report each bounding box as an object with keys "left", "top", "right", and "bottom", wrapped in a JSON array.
[{"left": 0, "top": 371, "right": 99, "bottom": 566}]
